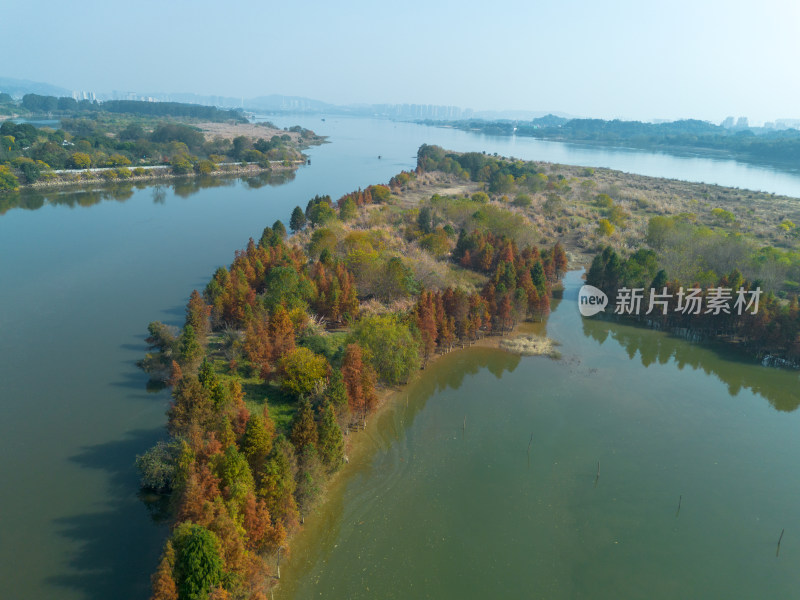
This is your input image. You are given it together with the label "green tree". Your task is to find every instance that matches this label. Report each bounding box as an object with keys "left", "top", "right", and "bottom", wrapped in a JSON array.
[
  {"left": 258, "top": 436, "right": 299, "bottom": 529},
  {"left": 241, "top": 413, "right": 274, "bottom": 469},
  {"left": 339, "top": 197, "right": 357, "bottom": 221},
  {"left": 290, "top": 396, "right": 318, "bottom": 452},
  {"left": 325, "top": 369, "right": 348, "bottom": 414},
  {"left": 211, "top": 445, "right": 255, "bottom": 508},
  {"left": 290, "top": 206, "right": 306, "bottom": 232},
  {"left": 295, "top": 443, "right": 325, "bottom": 513},
  {"left": 307, "top": 201, "right": 337, "bottom": 226},
  {"left": 352, "top": 314, "right": 420, "bottom": 385},
  {"left": 272, "top": 220, "right": 287, "bottom": 239},
  {"left": 317, "top": 402, "right": 344, "bottom": 471},
  {"left": 179, "top": 325, "right": 204, "bottom": 371},
  {"left": 279, "top": 347, "right": 329, "bottom": 397},
  {"left": 0, "top": 165, "right": 19, "bottom": 191},
  {"left": 172, "top": 523, "right": 225, "bottom": 600}
]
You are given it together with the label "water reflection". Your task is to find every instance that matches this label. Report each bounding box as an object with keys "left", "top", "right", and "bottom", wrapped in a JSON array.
[
  {"left": 581, "top": 317, "right": 800, "bottom": 412},
  {"left": 0, "top": 172, "right": 295, "bottom": 215},
  {"left": 48, "top": 428, "right": 168, "bottom": 600}
]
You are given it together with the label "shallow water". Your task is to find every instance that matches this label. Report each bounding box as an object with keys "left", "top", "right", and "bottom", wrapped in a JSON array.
[{"left": 278, "top": 271, "right": 800, "bottom": 599}]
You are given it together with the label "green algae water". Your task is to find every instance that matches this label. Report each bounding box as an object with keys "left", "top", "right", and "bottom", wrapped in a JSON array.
[
  {"left": 2, "top": 115, "right": 800, "bottom": 599},
  {"left": 277, "top": 271, "right": 800, "bottom": 599}
]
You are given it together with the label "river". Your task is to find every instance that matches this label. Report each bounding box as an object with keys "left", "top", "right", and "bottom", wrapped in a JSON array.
[{"left": 0, "top": 115, "right": 799, "bottom": 599}]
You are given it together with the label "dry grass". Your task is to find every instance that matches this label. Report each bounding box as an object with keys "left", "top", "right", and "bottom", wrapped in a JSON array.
[{"left": 499, "top": 334, "right": 559, "bottom": 357}]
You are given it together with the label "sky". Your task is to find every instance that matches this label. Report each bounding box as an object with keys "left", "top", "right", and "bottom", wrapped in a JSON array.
[{"left": 3, "top": 0, "right": 799, "bottom": 123}]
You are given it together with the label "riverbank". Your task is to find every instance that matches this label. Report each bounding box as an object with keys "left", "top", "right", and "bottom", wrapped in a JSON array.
[
  {"left": 1, "top": 112, "right": 324, "bottom": 192},
  {"left": 20, "top": 160, "right": 304, "bottom": 191}
]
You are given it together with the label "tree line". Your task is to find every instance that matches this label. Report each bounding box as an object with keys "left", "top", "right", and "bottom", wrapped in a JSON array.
[
  {"left": 587, "top": 245, "right": 800, "bottom": 364},
  {"left": 0, "top": 117, "right": 308, "bottom": 189},
  {"left": 422, "top": 117, "right": 800, "bottom": 168}
]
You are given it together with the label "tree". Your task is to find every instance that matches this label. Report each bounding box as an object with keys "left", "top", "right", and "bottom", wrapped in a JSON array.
[
  {"left": 179, "top": 325, "right": 204, "bottom": 371},
  {"left": 151, "top": 540, "right": 178, "bottom": 600},
  {"left": 198, "top": 360, "right": 226, "bottom": 410},
  {"left": 597, "top": 218, "right": 615, "bottom": 237},
  {"left": 341, "top": 343, "right": 365, "bottom": 417},
  {"left": 212, "top": 445, "right": 255, "bottom": 509},
  {"left": 324, "top": 369, "right": 348, "bottom": 415},
  {"left": 258, "top": 436, "right": 299, "bottom": 530},
  {"left": 0, "top": 165, "right": 19, "bottom": 191},
  {"left": 69, "top": 151, "right": 92, "bottom": 169},
  {"left": 317, "top": 402, "right": 344, "bottom": 471},
  {"left": 290, "top": 206, "right": 306, "bottom": 233},
  {"left": 290, "top": 396, "right": 318, "bottom": 452},
  {"left": 241, "top": 412, "right": 274, "bottom": 469},
  {"left": 272, "top": 220, "right": 287, "bottom": 239},
  {"left": 339, "top": 197, "right": 357, "bottom": 221},
  {"left": 352, "top": 314, "right": 420, "bottom": 385},
  {"left": 295, "top": 443, "right": 324, "bottom": 513},
  {"left": 279, "top": 347, "right": 329, "bottom": 397},
  {"left": 307, "top": 201, "right": 337, "bottom": 226},
  {"left": 167, "top": 376, "right": 214, "bottom": 437},
  {"left": 186, "top": 290, "right": 210, "bottom": 344},
  {"left": 269, "top": 306, "right": 295, "bottom": 361},
  {"left": 242, "top": 492, "right": 280, "bottom": 553},
  {"left": 552, "top": 242, "right": 568, "bottom": 277},
  {"left": 243, "top": 314, "right": 272, "bottom": 380},
  {"left": 136, "top": 441, "right": 179, "bottom": 493},
  {"left": 172, "top": 523, "right": 225, "bottom": 600}
]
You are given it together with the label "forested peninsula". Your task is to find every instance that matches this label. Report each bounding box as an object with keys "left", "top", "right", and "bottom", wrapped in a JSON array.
[
  {"left": 137, "top": 144, "right": 800, "bottom": 599},
  {"left": 0, "top": 96, "right": 323, "bottom": 191}
]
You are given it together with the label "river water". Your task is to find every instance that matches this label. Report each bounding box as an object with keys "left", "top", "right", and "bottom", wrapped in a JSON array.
[{"left": 1, "top": 116, "right": 799, "bottom": 599}]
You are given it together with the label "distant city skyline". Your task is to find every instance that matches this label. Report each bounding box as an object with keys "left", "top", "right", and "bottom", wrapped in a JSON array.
[{"left": 3, "top": 0, "right": 799, "bottom": 125}]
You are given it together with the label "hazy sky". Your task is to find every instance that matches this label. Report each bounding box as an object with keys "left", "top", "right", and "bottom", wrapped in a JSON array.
[{"left": 3, "top": 0, "right": 799, "bottom": 123}]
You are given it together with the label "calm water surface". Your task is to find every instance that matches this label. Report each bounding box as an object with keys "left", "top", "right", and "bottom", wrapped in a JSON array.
[
  {"left": 277, "top": 272, "right": 800, "bottom": 598},
  {"left": 1, "top": 116, "right": 799, "bottom": 599}
]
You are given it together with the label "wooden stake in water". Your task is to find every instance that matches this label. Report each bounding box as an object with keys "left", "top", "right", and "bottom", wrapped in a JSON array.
[
  {"left": 527, "top": 433, "right": 533, "bottom": 469},
  {"left": 676, "top": 495, "right": 682, "bottom": 518},
  {"left": 594, "top": 461, "right": 600, "bottom": 487},
  {"left": 777, "top": 528, "right": 785, "bottom": 557}
]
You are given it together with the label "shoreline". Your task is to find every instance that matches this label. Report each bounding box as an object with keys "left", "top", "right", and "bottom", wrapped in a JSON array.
[{"left": 10, "top": 161, "right": 304, "bottom": 192}]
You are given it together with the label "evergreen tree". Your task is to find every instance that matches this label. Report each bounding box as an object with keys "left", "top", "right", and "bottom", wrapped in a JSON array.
[
  {"left": 289, "top": 206, "right": 306, "bottom": 233},
  {"left": 178, "top": 325, "right": 204, "bottom": 372},
  {"left": 198, "top": 360, "right": 227, "bottom": 411},
  {"left": 290, "top": 397, "right": 318, "bottom": 452},
  {"left": 272, "top": 219, "right": 287, "bottom": 239},
  {"left": 317, "top": 402, "right": 344, "bottom": 471},
  {"left": 258, "top": 436, "right": 299, "bottom": 530},
  {"left": 241, "top": 413, "right": 273, "bottom": 469},
  {"left": 325, "top": 369, "right": 349, "bottom": 414},
  {"left": 295, "top": 443, "right": 325, "bottom": 513},
  {"left": 172, "top": 523, "right": 224, "bottom": 600}
]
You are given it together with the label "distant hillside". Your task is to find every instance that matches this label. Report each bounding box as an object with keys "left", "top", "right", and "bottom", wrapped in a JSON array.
[{"left": 0, "top": 76, "right": 70, "bottom": 98}]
